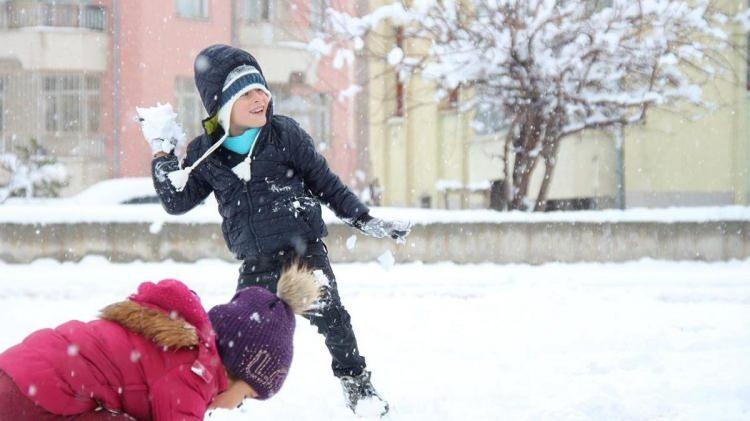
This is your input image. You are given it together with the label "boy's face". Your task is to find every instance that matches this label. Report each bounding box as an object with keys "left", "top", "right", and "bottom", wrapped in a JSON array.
[{"left": 229, "top": 89, "right": 270, "bottom": 135}]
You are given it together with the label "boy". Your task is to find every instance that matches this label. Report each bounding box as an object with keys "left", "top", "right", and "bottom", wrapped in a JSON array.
[{"left": 145, "top": 44, "right": 410, "bottom": 416}]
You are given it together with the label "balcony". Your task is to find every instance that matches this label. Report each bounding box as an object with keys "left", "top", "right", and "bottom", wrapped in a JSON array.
[
  {"left": 0, "top": 2, "right": 109, "bottom": 72},
  {"left": 0, "top": 1, "right": 107, "bottom": 32}
]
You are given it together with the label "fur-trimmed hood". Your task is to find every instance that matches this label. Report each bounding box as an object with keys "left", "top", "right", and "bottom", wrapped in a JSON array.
[
  {"left": 100, "top": 300, "right": 199, "bottom": 349},
  {"left": 101, "top": 279, "right": 216, "bottom": 350}
]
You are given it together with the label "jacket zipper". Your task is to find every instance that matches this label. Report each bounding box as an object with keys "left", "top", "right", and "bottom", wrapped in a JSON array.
[
  {"left": 244, "top": 127, "right": 263, "bottom": 181},
  {"left": 243, "top": 128, "right": 264, "bottom": 255}
]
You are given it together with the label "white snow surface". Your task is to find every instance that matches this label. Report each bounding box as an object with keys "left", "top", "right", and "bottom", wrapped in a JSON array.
[
  {"left": 0, "top": 258, "right": 748, "bottom": 420},
  {"left": 1, "top": 202, "right": 750, "bottom": 225},
  {"left": 67, "top": 177, "right": 157, "bottom": 205}
]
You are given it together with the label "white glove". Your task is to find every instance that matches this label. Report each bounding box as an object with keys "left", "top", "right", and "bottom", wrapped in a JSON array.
[
  {"left": 147, "top": 137, "right": 178, "bottom": 155},
  {"left": 354, "top": 214, "right": 412, "bottom": 244},
  {"left": 135, "top": 103, "right": 187, "bottom": 156}
]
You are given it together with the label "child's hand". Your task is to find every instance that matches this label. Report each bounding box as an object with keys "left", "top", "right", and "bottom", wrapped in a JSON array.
[
  {"left": 354, "top": 214, "right": 412, "bottom": 244},
  {"left": 386, "top": 219, "right": 412, "bottom": 244},
  {"left": 135, "top": 103, "right": 187, "bottom": 157}
]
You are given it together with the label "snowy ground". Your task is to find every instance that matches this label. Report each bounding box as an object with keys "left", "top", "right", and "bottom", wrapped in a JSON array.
[{"left": 0, "top": 258, "right": 749, "bottom": 421}]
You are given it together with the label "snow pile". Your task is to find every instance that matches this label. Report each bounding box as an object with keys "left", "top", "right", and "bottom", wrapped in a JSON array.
[
  {"left": 354, "top": 395, "right": 388, "bottom": 417},
  {"left": 434, "top": 179, "right": 462, "bottom": 192},
  {"left": 435, "top": 179, "right": 491, "bottom": 192},
  {"left": 68, "top": 177, "right": 157, "bottom": 205}
]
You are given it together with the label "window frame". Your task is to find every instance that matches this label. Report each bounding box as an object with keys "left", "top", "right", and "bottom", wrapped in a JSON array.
[
  {"left": 242, "top": 0, "right": 271, "bottom": 23},
  {"left": 270, "top": 84, "right": 331, "bottom": 148},
  {"left": 174, "top": 0, "right": 210, "bottom": 20},
  {"left": 472, "top": 84, "right": 508, "bottom": 136},
  {"left": 309, "top": 0, "right": 328, "bottom": 32},
  {"left": 174, "top": 76, "right": 207, "bottom": 140},
  {"left": 42, "top": 73, "right": 101, "bottom": 134}
]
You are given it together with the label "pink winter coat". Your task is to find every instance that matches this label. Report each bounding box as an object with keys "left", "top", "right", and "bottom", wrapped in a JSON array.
[{"left": 0, "top": 279, "right": 228, "bottom": 420}]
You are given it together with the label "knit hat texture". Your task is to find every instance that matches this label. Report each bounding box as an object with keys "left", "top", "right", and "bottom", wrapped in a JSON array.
[{"left": 208, "top": 265, "right": 320, "bottom": 399}]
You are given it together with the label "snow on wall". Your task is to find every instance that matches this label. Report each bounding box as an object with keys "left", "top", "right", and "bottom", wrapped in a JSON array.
[{"left": 0, "top": 203, "right": 749, "bottom": 225}]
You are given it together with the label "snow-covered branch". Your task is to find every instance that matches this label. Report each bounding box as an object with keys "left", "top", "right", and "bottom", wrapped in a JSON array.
[{"left": 0, "top": 139, "right": 68, "bottom": 203}]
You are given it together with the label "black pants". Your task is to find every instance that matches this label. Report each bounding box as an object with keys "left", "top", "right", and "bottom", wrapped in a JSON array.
[{"left": 237, "top": 241, "right": 366, "bottom": 378}]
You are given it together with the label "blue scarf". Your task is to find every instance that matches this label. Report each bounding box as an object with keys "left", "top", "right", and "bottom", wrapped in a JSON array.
[{"left": 222, "top": 127, "right": 260, "bottom": 155}]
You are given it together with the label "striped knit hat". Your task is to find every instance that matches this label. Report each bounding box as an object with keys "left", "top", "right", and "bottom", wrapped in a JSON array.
[
  {"left": 167, "top": 64, "right": 272, "bottom": 191},
  {"left": 216, "top": 65, "right": 272, "bottom": 134}
]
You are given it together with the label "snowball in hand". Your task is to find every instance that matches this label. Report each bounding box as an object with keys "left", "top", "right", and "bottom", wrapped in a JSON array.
[{"left": 135, "top": 103, "right": 187, "bottom": 146}]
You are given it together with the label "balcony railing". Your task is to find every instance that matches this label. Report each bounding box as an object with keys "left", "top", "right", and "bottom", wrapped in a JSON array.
[{"left": 0, "top": 2, "right": 107, "bottom": 32}]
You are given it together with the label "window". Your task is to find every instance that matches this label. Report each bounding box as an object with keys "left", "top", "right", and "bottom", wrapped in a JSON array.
[
  {"left": 175, "top": 0, "right": 209, "bottom": 19},
  {"left": 85, "top": 76, "right": 100, "bottom": 133},
  {"left": 394, "top": 27, "right": 405, "bottom": 117},
  {"left": 44, "top": 75, "right": 80, "bottom": 132},
  {"left": 310, "top": 0, "right": 327, "bottom": 31},
  {"left": 440, "top": 87, "right": 460, "bottom": 110},
  {"left": 272, "top": 85, "right": 330, "bottom": 147},
  {"left": 308, "top": 93, "right": 331, "bottom": 148},
  {"left": 43, "top": 74, "right": 100, "bottom": 133},
  {"left": 174, "top": 77, "right": 206, "bottom": 139},
  {"left": 242, "top": 0, "right": 270, "bottom": 23},
  {"left": 473, "top": 85, "right": 506, "bottom": 136}
]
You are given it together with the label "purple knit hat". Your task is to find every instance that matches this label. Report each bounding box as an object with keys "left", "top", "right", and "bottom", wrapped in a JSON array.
[{"left": 208, "top": 266, "right": 320, "bottom": 400}]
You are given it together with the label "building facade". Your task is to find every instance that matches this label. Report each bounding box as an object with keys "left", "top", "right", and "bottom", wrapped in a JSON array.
[
  {"left": 363, "top": 4, "right": 475, "bottom": 209},
  {"left": 363, "top": 0, "right": 750, "bottom": 209},
  {"left": 0, "top": 0, "right": 112, "bottom": 193},
  {"left": 0, "top": 0, "right": 360, "bottom": 196}
]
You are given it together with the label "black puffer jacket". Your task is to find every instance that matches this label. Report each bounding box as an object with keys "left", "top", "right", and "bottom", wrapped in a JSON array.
[{"left": 151, "top": 45, "right": 368, "bottom": 259}]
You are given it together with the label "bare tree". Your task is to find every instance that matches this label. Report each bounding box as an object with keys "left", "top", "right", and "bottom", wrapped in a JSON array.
[{"left": 313, "top": 0, "right": 750, "bottom": 210}]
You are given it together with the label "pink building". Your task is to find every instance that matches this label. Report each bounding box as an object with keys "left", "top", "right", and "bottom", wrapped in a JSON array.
[
  {"left": 0, "top": 0, "right": 365, "bottom": 195},
  {"left": 112, "top": 0, "right": 233, "bottom": 177}
]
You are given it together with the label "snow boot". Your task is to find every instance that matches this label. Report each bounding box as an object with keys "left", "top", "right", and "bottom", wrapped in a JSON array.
[{"left": 340, "top": 370, "right": 389, "bottom": 417}]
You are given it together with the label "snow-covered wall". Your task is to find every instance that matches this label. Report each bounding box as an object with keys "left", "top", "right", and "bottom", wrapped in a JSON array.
[{"left": 0, "top": 205, "right": 748, "bottom": 264}]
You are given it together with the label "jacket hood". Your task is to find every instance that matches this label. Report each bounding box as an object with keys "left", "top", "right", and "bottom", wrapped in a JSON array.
[
  {"left": 100, "top": 279, "right": 215, "bottom": 349},
  {"left": 194, "top": 44, "right": 274, "bottom": 138},
  {"left": 100, "top": 300, "right": 199, "bottom": 349}
]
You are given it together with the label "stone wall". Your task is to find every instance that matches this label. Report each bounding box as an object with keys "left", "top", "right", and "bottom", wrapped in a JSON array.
[{"left": 1, "top": 221, "right": 747, "bottom": 264}]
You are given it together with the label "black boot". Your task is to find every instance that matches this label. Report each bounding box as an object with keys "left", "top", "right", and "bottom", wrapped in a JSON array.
[{"left": 340, "top": 370, "right": 389, "bottom": 417}]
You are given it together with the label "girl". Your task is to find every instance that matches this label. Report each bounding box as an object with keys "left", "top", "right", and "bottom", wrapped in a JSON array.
[{"left": 0, "top": 266, "right": 319, "bottom": 420}]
